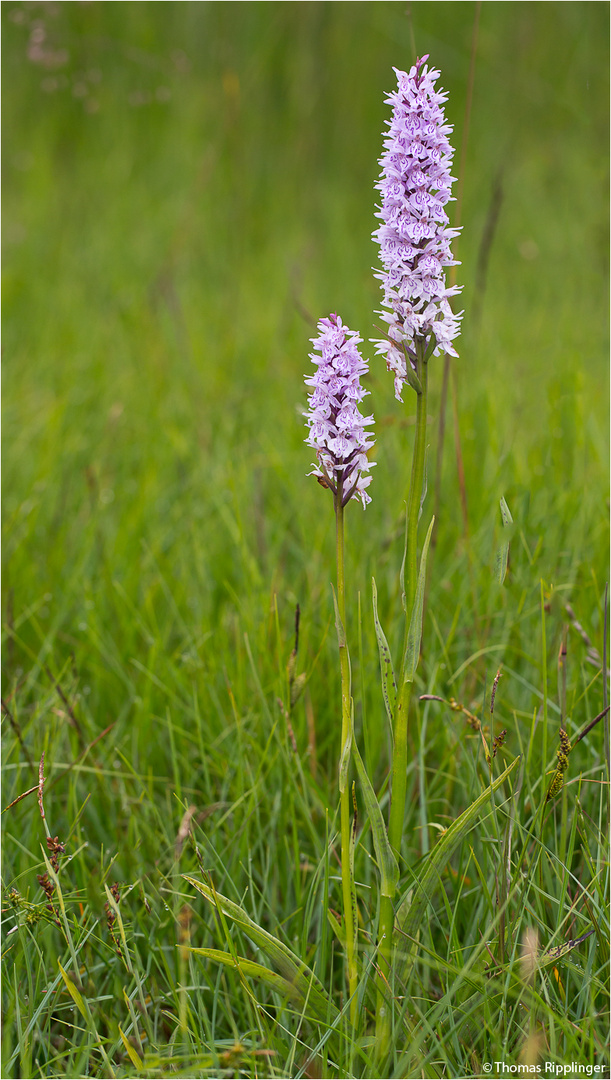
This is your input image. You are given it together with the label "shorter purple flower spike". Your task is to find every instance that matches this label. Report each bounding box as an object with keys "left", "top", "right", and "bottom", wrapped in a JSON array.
[{"left": 304, "top": 314, "right": 375, "bottom": 508}]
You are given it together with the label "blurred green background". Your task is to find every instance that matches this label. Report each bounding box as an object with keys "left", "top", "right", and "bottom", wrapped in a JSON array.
[
  {"left": 3, "top": 0, "right": 609, "bottom": 773},
  {"left": 3, "top": 0, "right": 610, "bottom": 779},
  {"left": 2, "top": 0, "right": 609, "bottom": 844}
]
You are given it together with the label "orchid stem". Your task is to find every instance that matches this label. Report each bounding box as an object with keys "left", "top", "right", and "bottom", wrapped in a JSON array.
[
  {"left": 335, "top": 482, "right": 358, "bottom": 1027},
  {"left": 375, "top": 341, "right": 428, "bottom": 1060}
]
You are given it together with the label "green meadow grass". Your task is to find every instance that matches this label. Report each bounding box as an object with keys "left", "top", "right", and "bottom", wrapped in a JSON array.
[{"left": 2, "top": 3, "right": 609, "bottom": 1077}]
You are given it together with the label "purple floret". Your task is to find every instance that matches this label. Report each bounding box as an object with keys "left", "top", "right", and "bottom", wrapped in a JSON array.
[
  {"left": 373, "top": 57, "right": 463, "bottom": 400},
  {"left": 304, "top": 314, "right": 375, "bottom": 508}
]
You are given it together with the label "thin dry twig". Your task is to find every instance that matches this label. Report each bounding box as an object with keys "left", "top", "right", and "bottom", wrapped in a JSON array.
[
  {"left": 471, "top": 168, "right": 504, "bottom": 337},
  {"left": 564, "top": 602, "right": 607, "bottom": 674},
  {"left": 2, "top": 785, "right": 39, "bottom": 813},
  {"left": 45, "top": 722, "right": 115, "bottom": 793},
  {"left": 45, "top": 666, "right": 86, "bottom": 745},
  {"left": 1, "top": 697, "right": 34, "bottom": 768},
  {"left": 571, "top": 706, "right": 610, "bottom": 749}
]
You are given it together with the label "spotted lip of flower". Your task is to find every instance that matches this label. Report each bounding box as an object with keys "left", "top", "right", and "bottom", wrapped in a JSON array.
[
  {"left": 304, "top": 314, "right": 375, "bottom": 508},
  {"left": 373, "top": 55, "right": 463, "bottom": 400}
]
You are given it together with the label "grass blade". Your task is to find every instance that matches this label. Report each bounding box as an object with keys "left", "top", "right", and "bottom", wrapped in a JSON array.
[
  {"left": 188, "top": 947, "right": 325, "bottom": 1013},
  {"left": 372, "top": 576, "right": 397, "bottom": 738},
  {"left": 118, "top": 1025, "right": 143, "bottom": 1071},
  {"left": 352, "top": 735, "right": 399, "bottom": 899},
  {"left": 495, "top": 496, "right": 514, "bottom": 586},
  {"left": 403, "top": 516, "right": 435, "bottom": 684},
  {"left": 184, "top": 876, "right": 338, "bottom": 1023},
  {"left": 394, "top": 756, "right": 520, "bottom": 980}
]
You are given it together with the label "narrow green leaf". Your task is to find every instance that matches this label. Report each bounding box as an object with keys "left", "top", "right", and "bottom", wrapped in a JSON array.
[
  {"left": 338, "top": 728, "right": 352, "bottom": 795},
  {"left": 394, "top": 756, "right": 519, "bottom": 980},
  {"left": 404, "top": 366, "right": 423, "bottom": 395},
  {"left": 326, "top": 908, "right": 346, "bottom": 948},
  {"left": 393, "top": 887, "right": 413, "bottom": 945},
  {"left": 5, "top": 923, "right": 99, "bottom": 1075},
  {"left": 424, "top": 333, "right": 438, "bottom": 362},
  {"left": 403, "top": 516, "right": 435, "bottom": 684},
  {"left": 500, "top": 495, "right": 513, "bottom": 528},
  {"left": 333, "top": 578, "right": 397, "bottom": 903},
  {"left": 372, "top": 577, "right": 396, "bottom": 737},
  {"left": 331, "top": 585, "right": 346, "bottom": 649},
  {"left": 57, "top": 960, "right": 88, "bottom": 1022},
  {"left": 495, "top": 543, "right": 509, "bottom": 586},
  {"left": 57, "top": 962, "right": 117, "bottom": 1077},
  {"left": 188, "top": 947, "right": 323, "bottom": 1012},
  {"left": 332, "top": 588, "right": 399, "bottom": 899},
  {"left": 399, "top": 504, "right": 408, "bottom": 613},
  {"left": 495, "top": 496, "right": 514, "bottom": 585},
  {"left": 418, "top": 445, "right": 428, "bottom": 525},
  {"left": 332, "top": 586, "right": 352, "bottom": 794},
  {"left": 184, "top": 877, "right": 337, "bottom": 1023},
  {"left": 104, "top": 883, "right": 132, "bottom": 973},
  {"left": 351, "top": 737, "right": 399, "bottom": 898},
  {"left": 122, "top": 988, "right": 144, "bottom": 1057},
  {"left": 348, "top": 775, "right": 358, "bottom": 960},
  {"left": 119, "top": 1025, "right": 143, "bottom": 1071}
]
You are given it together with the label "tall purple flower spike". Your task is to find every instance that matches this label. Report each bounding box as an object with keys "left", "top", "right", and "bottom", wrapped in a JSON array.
[
  {"left": 304, "top": 314, "right": 375, "bottom": 508},
  {"left": 373, "top": 57, "right": 463, "bottom": 400}
]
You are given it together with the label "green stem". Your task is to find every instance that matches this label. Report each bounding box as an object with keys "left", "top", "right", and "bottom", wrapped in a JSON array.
[
  {"left": 402, "top": 347, "right": 429, "bottom": 669},
  {"left": 375, "top": 344, "right": 429, "bottom": 1059},
  {"left": 540, "top": 579, "right": 548, "bottom": 779},
  {"left": 391, "top": 350, "right": 428, "bottom": 851},
  {"left": 335, "top": 485, "right": 358, "bottom": 1026}
]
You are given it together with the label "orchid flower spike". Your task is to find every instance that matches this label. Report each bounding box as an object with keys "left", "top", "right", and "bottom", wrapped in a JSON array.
[
  {"left": 373, "top": 56, "right": 463, "bottom": 400},
  {"left": 304, "top": 314, "right": 375, "bottom": 508}
]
